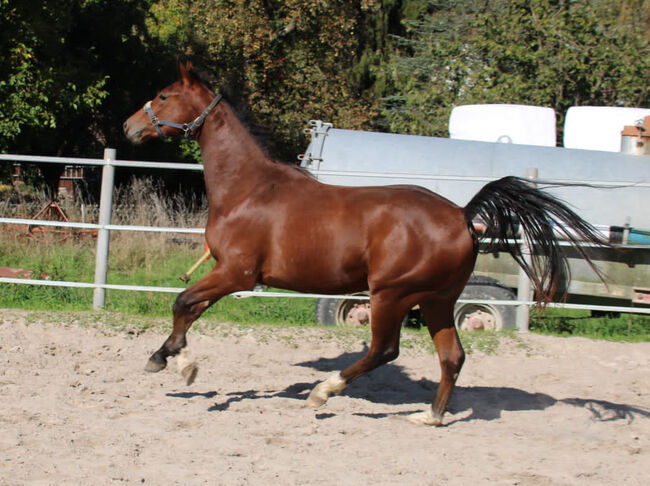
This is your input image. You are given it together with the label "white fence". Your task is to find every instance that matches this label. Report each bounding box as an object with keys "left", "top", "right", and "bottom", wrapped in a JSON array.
[{"left": 1, "top": 150, "right": 648, "bottom": 329}]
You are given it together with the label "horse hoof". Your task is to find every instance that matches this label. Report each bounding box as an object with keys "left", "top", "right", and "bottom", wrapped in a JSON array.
[
  {"left": 144, "top": 359, "right": 166, "bottom": 373},
  {"left": 306, "top": 373, "right": 346, "bottom": 408},
  {"left": 181, "top": 364, "right": 198, "bottom": 386},
  {"left": 306, "top": 392, "right": 327, "bottom": 409},
  {"left": 406, "top": 410, "right": 443, "bottom": 427},
  {"left": 306, "top": 383, "right": 329, "bottom": 408}
]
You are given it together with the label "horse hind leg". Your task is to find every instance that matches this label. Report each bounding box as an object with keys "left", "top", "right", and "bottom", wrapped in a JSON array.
[
  {"left": 408, "top": 297, "right": 465, "bottom": 426},
  {"left": 307, "top": 294, "right": 406, "bottom": 408}
]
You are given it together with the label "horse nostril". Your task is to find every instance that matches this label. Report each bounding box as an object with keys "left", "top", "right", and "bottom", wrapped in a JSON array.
[{"left": 123, "top": 121, "right": 129, "bottom": 134}]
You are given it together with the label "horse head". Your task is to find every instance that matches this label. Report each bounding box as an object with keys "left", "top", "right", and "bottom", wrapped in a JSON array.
[{"left": 123, "top": 61, "right": 221, "bottom": 144}]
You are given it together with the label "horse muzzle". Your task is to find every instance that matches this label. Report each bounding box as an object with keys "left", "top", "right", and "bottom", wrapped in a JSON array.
[{"left": 123, "top": 119, "right": 146, "bottom": 144}]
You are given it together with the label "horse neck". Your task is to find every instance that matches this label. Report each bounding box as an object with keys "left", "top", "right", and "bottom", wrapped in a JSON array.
[{"left": 196, "top": 100, "right": 273, "bottom": 207}]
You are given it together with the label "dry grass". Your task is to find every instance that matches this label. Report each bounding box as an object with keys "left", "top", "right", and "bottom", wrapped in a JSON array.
[
  {"left": 0, "top": 177, "right": 215, "bottom": 315},
  {"left": 0, "top": 176, "right": 209, "bottom": 275},
  {"left": 108, "top": 177, "right": 208, "bottom": 271}
]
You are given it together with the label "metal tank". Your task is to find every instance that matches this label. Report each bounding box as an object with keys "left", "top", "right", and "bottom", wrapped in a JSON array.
[
  {"left": 299, "top": 120, "right": 650, "bottom": 328},
  {"left": 620, "top": 116, "right": 650, "bottom": 156}
]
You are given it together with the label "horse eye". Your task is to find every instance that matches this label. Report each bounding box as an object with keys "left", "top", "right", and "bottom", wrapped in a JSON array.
[{"left": 159, "top": 94, "right": 167, "bottom": 101}]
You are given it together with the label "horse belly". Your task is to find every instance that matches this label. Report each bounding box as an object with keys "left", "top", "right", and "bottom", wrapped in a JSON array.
[{"left": 261, "top": 243, "right": 368, "bottom": 295}]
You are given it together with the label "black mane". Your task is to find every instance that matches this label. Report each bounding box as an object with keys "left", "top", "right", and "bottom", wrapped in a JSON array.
[
  {"left": 188, "top": 67, "right": 280, "bottom": 161},
  {"left": 188, "top": 67, "right": 214, "bottom": 91}
]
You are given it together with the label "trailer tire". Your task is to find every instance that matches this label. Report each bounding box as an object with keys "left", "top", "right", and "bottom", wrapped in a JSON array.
[
  {"left": 454, "top": 276, "right": 517, "bottom": 331},
  {"left": 315, "top": 298, "right": 338, "bottom": 326},
  {"left": 315, "top": 295, "right": 408, "bottom": 327}
]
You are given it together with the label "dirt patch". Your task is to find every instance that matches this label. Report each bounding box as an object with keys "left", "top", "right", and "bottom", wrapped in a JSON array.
[{"left": 1, "top": 309, "right": 648, "bottom": 485}]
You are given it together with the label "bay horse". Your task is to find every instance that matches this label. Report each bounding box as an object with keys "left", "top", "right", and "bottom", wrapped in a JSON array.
[{"left": 124, "top": 61, "right": 606, "bottom": 426}]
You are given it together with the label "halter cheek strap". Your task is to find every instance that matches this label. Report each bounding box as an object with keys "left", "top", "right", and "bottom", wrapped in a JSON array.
[{"left": 143, "top": 93, "right": 223, "bottom": 139}]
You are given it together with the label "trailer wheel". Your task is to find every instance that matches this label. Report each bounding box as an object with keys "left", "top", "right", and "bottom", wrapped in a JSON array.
[
  {"left": 315, "top": 298, "right": 338, "bottom": 326},
  {"left": 315, "top": 294, "right": 371, "bottom": 326},
  {"left": 315, "top": 295, "right": 408, "bottom": 327},
  {"left": 454, "top": 277, "right": 517, "bottom": 331}
]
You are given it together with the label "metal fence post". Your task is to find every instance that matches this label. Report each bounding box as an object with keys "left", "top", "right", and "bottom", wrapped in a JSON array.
[
  {"left": 93, "top": 148, "right": 116, "bottom": 310},
  {"left": 515, "top": 167, "right": 538, "bottom": 331}
]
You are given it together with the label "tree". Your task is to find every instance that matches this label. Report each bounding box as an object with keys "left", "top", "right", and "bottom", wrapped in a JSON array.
[
  {"left": 0, "top": 0, "right": 185, "bottom": 159},
  {"left": 383, "top": 0, "right": 650, "bottom": 141},
  {"left": 0, "top": 0, "right": 201, "bottom": 190},
  {"left": 0, "top": 0, "right": 109, "bottom": 155},
  {"left": 145, "top": 0, "right": 404, "bottom": 160}
]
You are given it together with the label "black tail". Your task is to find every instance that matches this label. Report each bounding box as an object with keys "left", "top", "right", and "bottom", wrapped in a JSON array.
[{"left": 465, "top": 176, "right": 608, "bottom": 303}]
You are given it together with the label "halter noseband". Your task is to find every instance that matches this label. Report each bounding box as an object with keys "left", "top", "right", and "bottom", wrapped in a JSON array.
[{"left": 143, "top": 93, "right": 223, "bottom": 139}]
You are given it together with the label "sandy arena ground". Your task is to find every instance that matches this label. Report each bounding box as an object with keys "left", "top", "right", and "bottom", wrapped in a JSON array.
[{"left": 1, "top": 309, "right": 648, "bottom": 485}]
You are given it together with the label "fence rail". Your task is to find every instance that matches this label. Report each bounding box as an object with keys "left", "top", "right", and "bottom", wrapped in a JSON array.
[
  {"left": 308, "top": 168, "right": 650, "bottom": 188},
  {"left": 1, "top": 275, "right": 647, "bottom": 316},
  {"left": 2, "top": 149, "right": 649, "bottom": 325},
  {"left": 0, "top": 217, "right": 204, "bottom": 234}
]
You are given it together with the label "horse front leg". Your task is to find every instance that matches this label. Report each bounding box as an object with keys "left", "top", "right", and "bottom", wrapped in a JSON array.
[
  {"left": 144, "top": 298, "right": 212, "bottom": 384},
  {"left": 408, "top": 298, "right": 465, "bottom": 426},
  {"left": 145, "top": 264, "right": 253, "bottom": 384}
]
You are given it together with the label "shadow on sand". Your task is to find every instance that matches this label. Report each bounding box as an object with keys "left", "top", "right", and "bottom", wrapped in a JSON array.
[{"left": 166, "top": 349, "right": 650, "bottom": 424}]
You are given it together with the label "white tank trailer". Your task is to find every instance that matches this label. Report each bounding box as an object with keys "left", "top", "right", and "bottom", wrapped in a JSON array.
[{"left": 299, "top": 106, "right": 650, "bottom": 330}]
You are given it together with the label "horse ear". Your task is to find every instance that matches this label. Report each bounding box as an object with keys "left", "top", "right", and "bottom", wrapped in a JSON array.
[{"left": 178, "top": 59, "right": 195, "bottom": 85}]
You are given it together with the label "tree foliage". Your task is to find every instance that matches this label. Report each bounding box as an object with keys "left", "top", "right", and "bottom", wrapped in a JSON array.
[
  {"left": 0, "top": 0, "right": 113, "bottom": 154},
  {"left": 0, "top": 0, "right": 648, "bottom": 170},
  {"left": 145, "top": 0, "right": 403, "bottom": 160},
  {"left": 0, "top": 0, "right": 188, "bottom": 162},
  {"left": 383, "top": 0, "right": 650, "bottom": 139}
]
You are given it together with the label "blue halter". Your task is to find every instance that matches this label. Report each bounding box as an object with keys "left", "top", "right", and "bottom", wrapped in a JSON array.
[{"left": 143, "top": 93, "right": 223, "bottom": 139}]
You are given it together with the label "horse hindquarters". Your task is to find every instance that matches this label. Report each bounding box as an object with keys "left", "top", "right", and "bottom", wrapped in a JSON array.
[{"left": 306, "top": 195, "right": 476, "bottom": 422}]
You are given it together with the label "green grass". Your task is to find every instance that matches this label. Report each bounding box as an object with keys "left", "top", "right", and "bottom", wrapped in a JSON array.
[
  {"left": 0, "top": 232, "right": 315, "bottom": 324},
  {"left": 529, "top": 307, "right": 650, "bottom": 342},
  {"left": 1, "top": 232, "right": 648, "bottom": 340},
  {"left": 2, "top": 182, "right": 648, "bottom": 341},
  {"left": 0, "top": 179, "right": 316, "bottom": 325}
]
